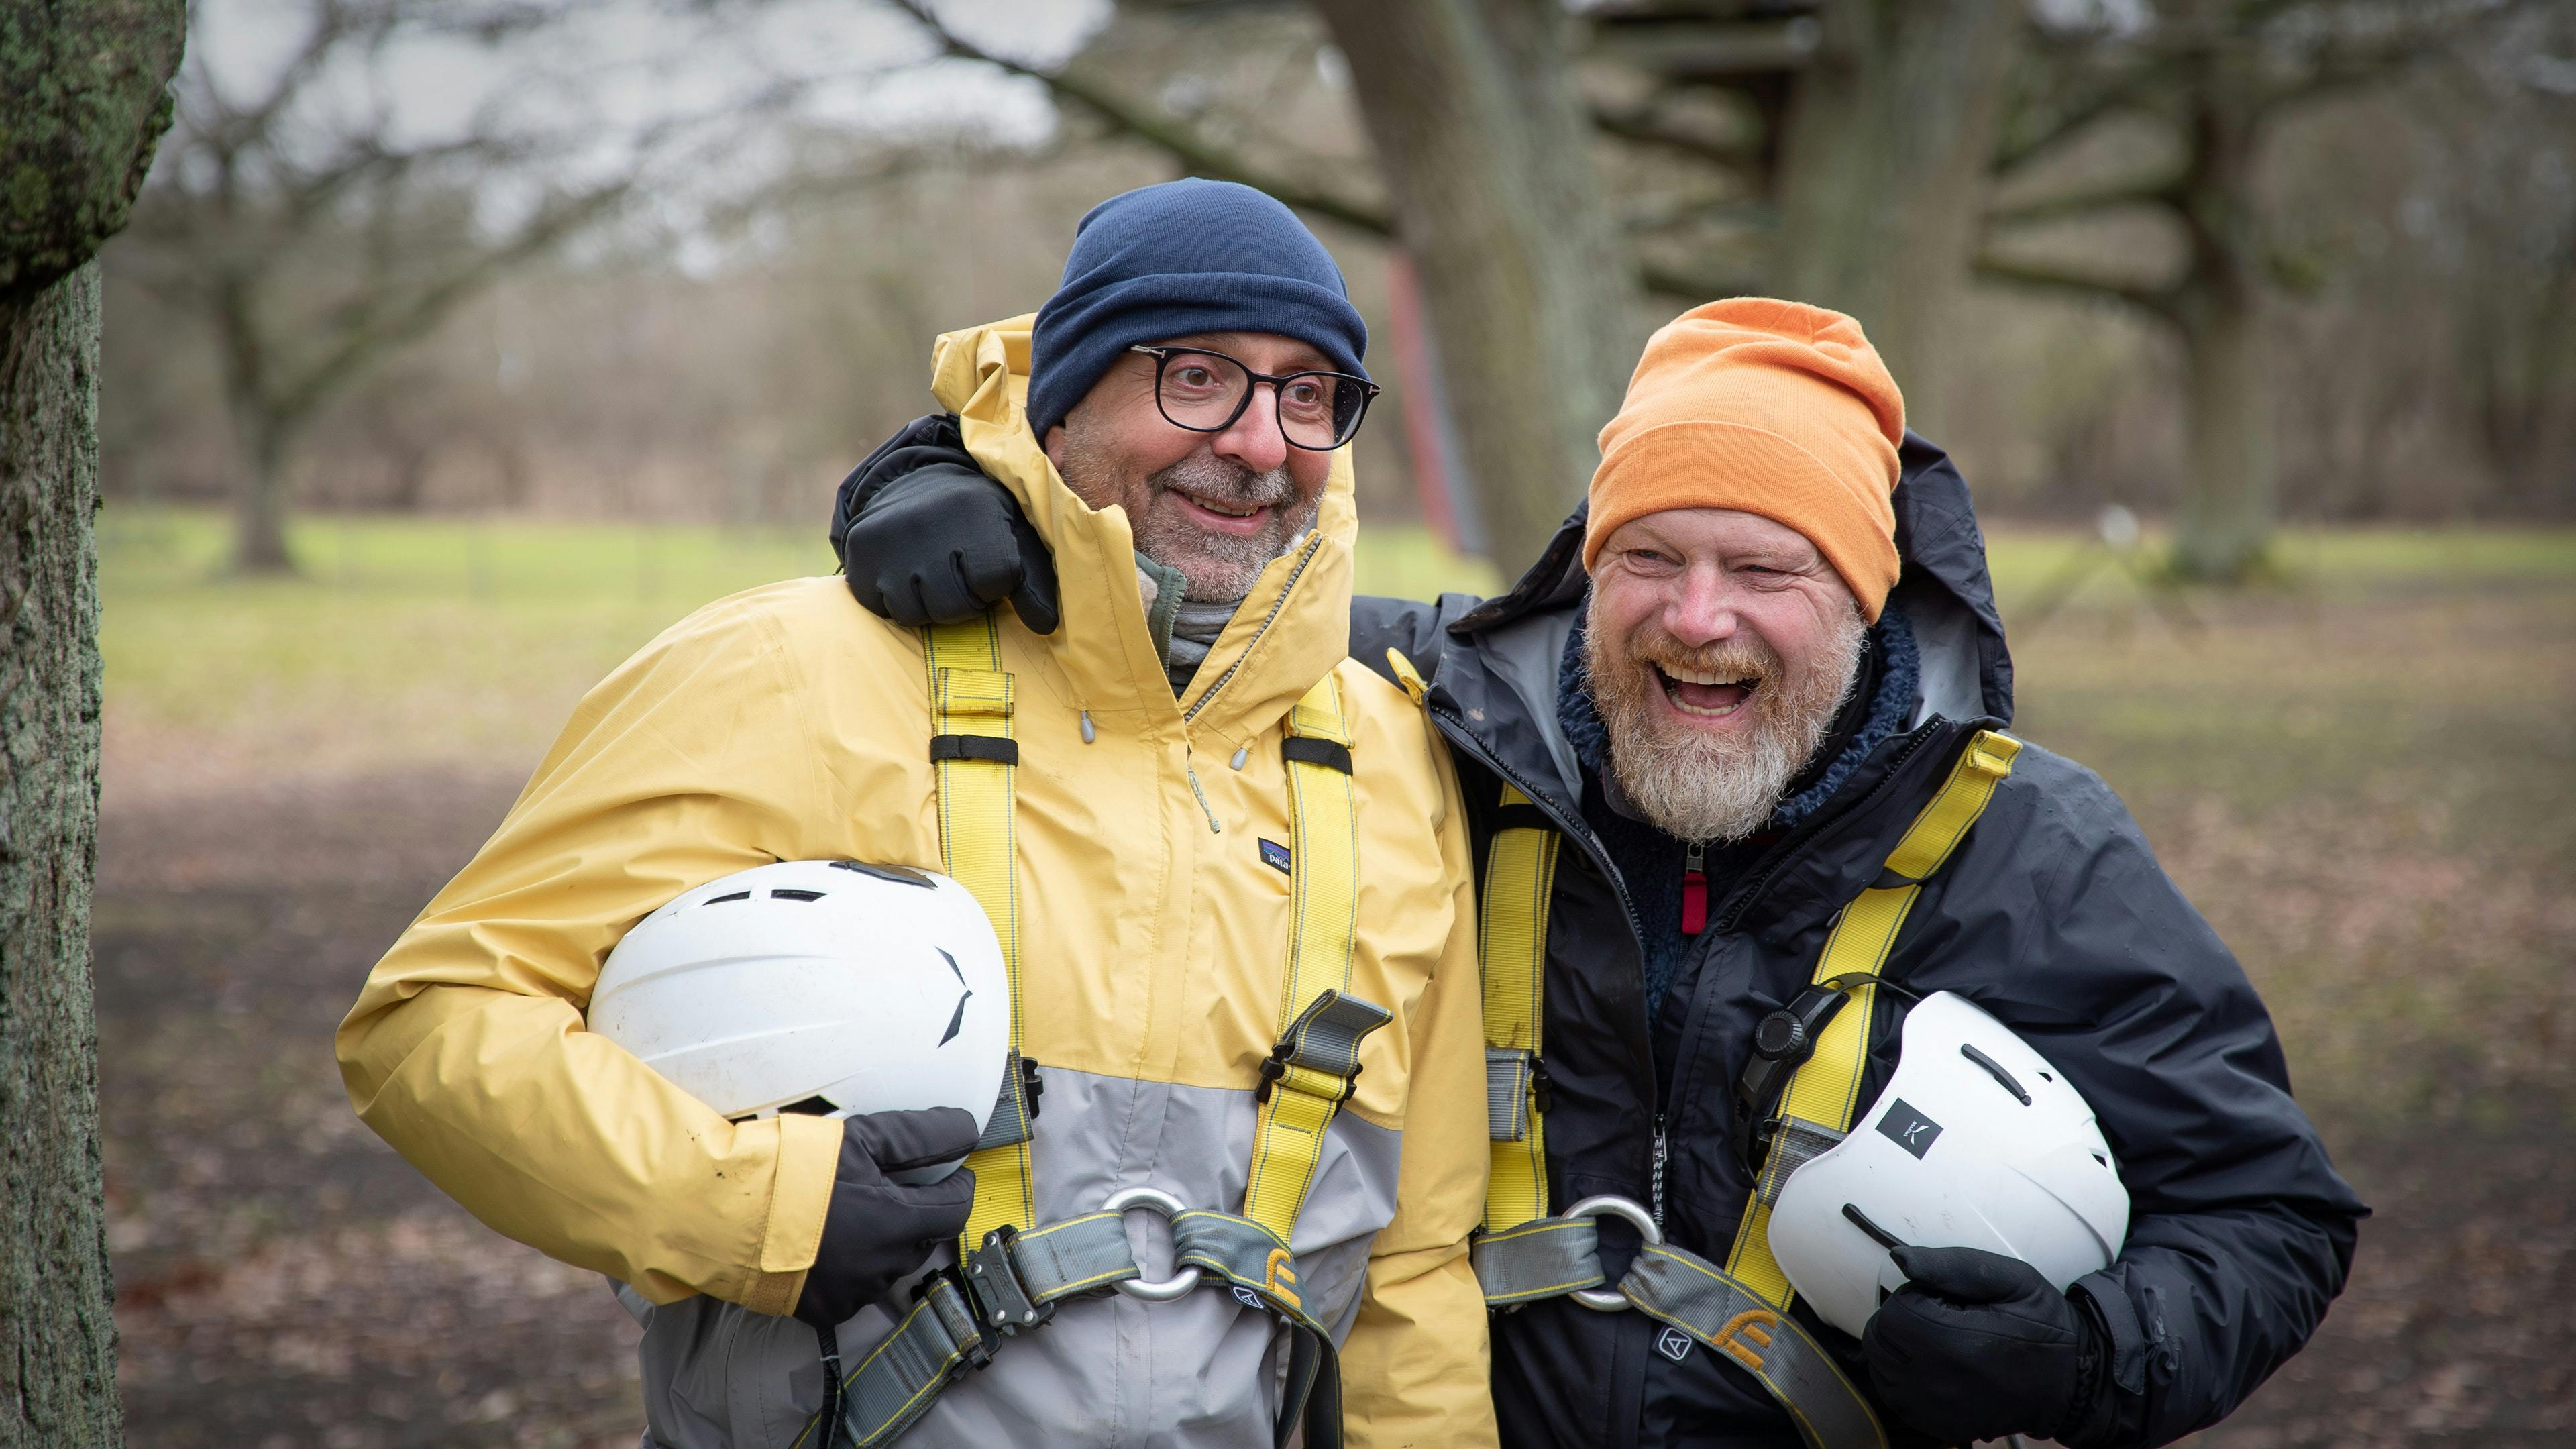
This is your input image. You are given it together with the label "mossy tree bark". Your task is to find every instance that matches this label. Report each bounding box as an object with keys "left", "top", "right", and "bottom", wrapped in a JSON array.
[
  {"left": 1, "top": 265, "right": 120, "bottom": 1449},
  {"left": 1, "top": 2, "right": 186, "bottom": 1444}
]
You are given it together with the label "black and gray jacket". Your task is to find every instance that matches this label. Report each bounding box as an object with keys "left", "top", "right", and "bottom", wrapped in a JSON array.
[{"left": 1352, "top": 435, "right": 2366, "bottom": 1449}]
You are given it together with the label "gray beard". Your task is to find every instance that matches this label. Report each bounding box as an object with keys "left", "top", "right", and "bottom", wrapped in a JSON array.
[
  {"left": 1581, "top": 607, "right": 1867, "bottom": 843},
  {"left": 1057, "top": 429, "right": 1312, "bottom": 602}
]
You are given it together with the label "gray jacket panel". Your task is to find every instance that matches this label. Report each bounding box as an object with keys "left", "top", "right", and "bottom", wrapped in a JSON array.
[{"left": 627, "top": 1065, "right": 1401, "bottom": 1448}]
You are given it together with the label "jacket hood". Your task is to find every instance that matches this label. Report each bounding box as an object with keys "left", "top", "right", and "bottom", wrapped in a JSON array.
[
  {"left": 1433, "top": 431, "right": 2012, "bottom": 810},
  {"left": 930, "top": 314, "right": 1362, "bottom": 745}
]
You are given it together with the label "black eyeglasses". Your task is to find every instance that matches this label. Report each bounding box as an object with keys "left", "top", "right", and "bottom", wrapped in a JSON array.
[{"left": 1128, "top": 345, "right": 1379, "bottom": 451}]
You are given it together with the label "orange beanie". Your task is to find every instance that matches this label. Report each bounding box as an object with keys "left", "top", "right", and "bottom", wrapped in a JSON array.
[{"left": 1584, "top": 299, "right": 1907, "bottom": 620}]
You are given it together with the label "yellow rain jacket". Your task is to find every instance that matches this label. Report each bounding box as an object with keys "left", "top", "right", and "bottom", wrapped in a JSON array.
[{"left": 337, "top": 316, "right": 1497, "bottom": 1448}]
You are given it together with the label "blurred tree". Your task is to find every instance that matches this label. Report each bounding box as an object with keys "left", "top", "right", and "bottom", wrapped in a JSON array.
[
  {"left": 1975, "top": 0, "right": 2500, "bottom": 578},
  {"left": 902, "top": 0, "right": 2034, "bottom": 570},
  {"left": 115, "top": 0, "right": 688, "bottom": 574},
  {"left": 895, "top": 0, "right": 1648, "bottom": 572},
  {"left": 1305, "top": 0, "right": 1643, "bottom": 576},
  {"left": 1, "top": 0, "right": 186, "bottom": 1442},
  {"left": 2429, "top": 14, "right": 2576, "bottom": 511},
  {"left": 1594, "top": 0, "right": 2025, "bottom": 437}
]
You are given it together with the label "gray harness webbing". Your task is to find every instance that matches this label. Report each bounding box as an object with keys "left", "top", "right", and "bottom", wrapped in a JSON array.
[
  {"left": 833, "top": 1213, "right": 1140, "bottom": 1446},
  {"left": 1472, "top": 1226, "right": 1884, "bottom": 1449}
]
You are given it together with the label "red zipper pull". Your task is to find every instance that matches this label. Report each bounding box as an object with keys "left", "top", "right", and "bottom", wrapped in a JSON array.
[{"left": 1681, "top": 840, "right": 1707, "bottom": 936}]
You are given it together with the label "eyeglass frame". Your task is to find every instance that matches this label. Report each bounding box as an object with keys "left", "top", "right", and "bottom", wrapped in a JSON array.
[{"left": 1126, "top": 344, "right": 1381, "bottom": 451}]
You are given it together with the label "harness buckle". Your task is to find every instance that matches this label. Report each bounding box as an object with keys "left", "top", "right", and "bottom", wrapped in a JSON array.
[
  {"left": 962, "top": 1224, "right": 1055, "bottom": 1336},
  {"left": 1253, "top": 1044, "right": 1363, "bottom": 1105}
]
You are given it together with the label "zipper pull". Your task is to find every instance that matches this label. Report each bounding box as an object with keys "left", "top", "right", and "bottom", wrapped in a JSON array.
[
  {"left": 1651, "top": 1113, "right": 1670, "bottom": 1228},
  {"left": 1681, "top": 841, "right": 1707, "bottom": 936}
]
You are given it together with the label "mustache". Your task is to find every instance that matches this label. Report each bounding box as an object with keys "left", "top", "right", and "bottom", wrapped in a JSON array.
[
  {"left": 1150, "top": 450, "right": 1295, "bottom": 509},
  {"left": 1619, "top": 632, "right": 1782, "bottom": 687}
]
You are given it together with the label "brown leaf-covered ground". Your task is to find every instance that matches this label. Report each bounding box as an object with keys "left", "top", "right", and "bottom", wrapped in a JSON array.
[{"left": 96, "top": 525, "right": 2575, "bottom": 1446}]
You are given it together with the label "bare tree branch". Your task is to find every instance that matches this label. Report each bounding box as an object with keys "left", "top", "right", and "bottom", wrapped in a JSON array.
[
  {"left": 1591, "top": 101, "right": 1760, "bottom": 172},
  {"left": 1984, "top": 170, "right": 2188, "bottom": 227},
  {"left": 893, "top": 0, "right": 1762, "bottom": 307},
  {"left": 1972, "top": 251, "right": 2183, "bottom": 325},
  {"left": 1990, "top": 60, "right": 2172, "bottom": 178},
  {"left": 889, "top": 0, "right": 1393, "bottom": 237},
  {"left": 266, "top": 179, "right": 631, "bottom": 425}
]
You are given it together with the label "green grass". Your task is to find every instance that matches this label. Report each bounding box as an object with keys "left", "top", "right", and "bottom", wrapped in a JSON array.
[{"left": 95, "top": 506, "right": 1505, "bottom": 768}]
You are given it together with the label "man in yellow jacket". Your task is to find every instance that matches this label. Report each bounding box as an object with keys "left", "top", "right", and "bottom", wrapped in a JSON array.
[{"left": 337, "top": 179, "right": 1497, "bottom": 1448}]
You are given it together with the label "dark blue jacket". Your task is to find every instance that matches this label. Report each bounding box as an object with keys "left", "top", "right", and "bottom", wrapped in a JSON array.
[{"left": 1350, "top": 436, "right": 2365, "bottom": 1449}]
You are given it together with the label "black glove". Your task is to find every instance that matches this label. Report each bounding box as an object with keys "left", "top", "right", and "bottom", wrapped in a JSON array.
[
  {"left": 832, "top": 413, "right": 1059, "bottom": 633},
  {"left": 1862, "top": 1245, "right": 2108, "bottom": 1447},
  {"left": 792, "top": 1107, "right": 981, "bottom": 1329}
]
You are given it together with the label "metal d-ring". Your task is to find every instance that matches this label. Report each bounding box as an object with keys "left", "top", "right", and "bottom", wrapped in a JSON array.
[
  {"left": 1103, "top": 1185, "right": 1205, "bottom": 1302},
  {"left": 1560, "top": 1194, "right": 1662, "bottom": 1312}
]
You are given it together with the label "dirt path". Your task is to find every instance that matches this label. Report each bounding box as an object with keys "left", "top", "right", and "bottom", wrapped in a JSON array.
[{"left": 95, "top": 763, "right": 2571, "bottom": 1446}]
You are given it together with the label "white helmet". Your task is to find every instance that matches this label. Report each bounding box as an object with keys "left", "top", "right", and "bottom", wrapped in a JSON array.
[
  {"left": 1766, "top": 990, "right": 2130, "bottom": 1338},
  {"left": 588, "top": 860, "right": 1010, "bottom": 1150}
]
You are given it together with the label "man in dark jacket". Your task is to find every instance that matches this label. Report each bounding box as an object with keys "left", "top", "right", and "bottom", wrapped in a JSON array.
[{"left": 828, "top": 298, "right": 2365, "bottom": 1449}]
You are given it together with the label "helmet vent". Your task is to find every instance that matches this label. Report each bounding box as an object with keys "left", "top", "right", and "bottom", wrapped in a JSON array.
[
  {"left": 769, "top": 888, "right": 826, "bottom": 902},
  {"left": 705, "top": 890, "right": 753, "bottom": 904},
  {"left": 1959, "top": 1043, "right": 2031, "bottom": 1105}
]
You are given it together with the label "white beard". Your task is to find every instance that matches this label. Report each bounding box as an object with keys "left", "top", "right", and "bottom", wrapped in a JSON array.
[{"left": 1582, "top": 606, "right": 1868, "bottom": 843}]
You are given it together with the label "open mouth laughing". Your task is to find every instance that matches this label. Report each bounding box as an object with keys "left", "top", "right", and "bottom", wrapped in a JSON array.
[{"left": 1654, "top": 663, "right": 1761, "bottom": 718}]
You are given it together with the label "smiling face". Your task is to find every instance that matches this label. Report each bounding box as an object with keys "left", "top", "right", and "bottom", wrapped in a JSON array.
[
  {"left": 1044, "top": 331, "right": 1338, "bottom": 601},
  {"left": 1582, "top": 508, "right": 1869, "bottom": 842}
]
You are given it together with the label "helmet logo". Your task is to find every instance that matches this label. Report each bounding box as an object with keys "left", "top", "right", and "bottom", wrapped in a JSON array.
[
  {"left": 936, "top": 949, "right": 973, "bottom": 1047},
  {"left": 1875, "top": 1099, "right": 1943, "bottom": 1159}
]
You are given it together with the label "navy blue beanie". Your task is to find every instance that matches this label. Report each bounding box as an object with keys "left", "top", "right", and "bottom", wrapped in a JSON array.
[{"left": 1027, "top": 179, "right": 1369, "bottom": 441}]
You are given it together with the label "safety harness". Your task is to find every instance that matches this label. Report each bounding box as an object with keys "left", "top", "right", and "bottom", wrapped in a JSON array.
[
  {"left": 804, "top": 616, "right": 1387, "bottom": 1449},
  {"left": 1466, "top": 727, "right": 2024, "bottom": 1449}
]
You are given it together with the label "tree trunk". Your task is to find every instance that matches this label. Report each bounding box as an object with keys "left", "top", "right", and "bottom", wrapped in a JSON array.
[
  {"left": 214, "top": 272, "right": 297, "bottom": 573},
  {"left": 3, "top": 3, "right": 186, "bottom": 1439},
  {"left": 2169, "top": 56, "right": 2275, "bottom": 581},
  {"left": 1770, "top": 0, "right": 2023, "bottom": 437},
  {"left": 231, "top": 423, "right": 297, "bottom": 573},
  {"left": 2174, "top": 294, "right": 2273, "bottom": 580},
  {"left": 1313, "top": 0, "right": 1646, "bottom": 577},
  {"left": 0, "top": 263, "right": 123, "bottom": 1449}
]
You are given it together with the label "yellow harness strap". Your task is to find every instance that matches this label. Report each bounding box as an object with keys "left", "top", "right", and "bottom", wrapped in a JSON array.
[
  {"left": 1242, "top": 673, "right": 1386, "bottom": 1248},
  {"left": 922, "top": 617, "right": 1036, "bottom": 1250},
  {"left": 1722, "top": 729, "right": 2023, "bottom": 1307},
  {"left": 1481, "top": 784, "right": 1561, "bottom": 1230}
]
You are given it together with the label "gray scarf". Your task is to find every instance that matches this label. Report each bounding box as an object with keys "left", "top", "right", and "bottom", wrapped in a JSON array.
[{"left": 1136, "top": 555, "right": 1242, "bottom": 695}]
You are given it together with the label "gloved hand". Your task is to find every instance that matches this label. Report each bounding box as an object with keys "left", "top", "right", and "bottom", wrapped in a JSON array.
[
  {"left": 792, "top": 1107, "right": 981, "bottom": 1329},
  {"left": 1862, "top": 1245, "right": 2107, "bottom": 1446},
  {"left": 832, "top": 413, "right": 1059, "bottom": 633}
]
